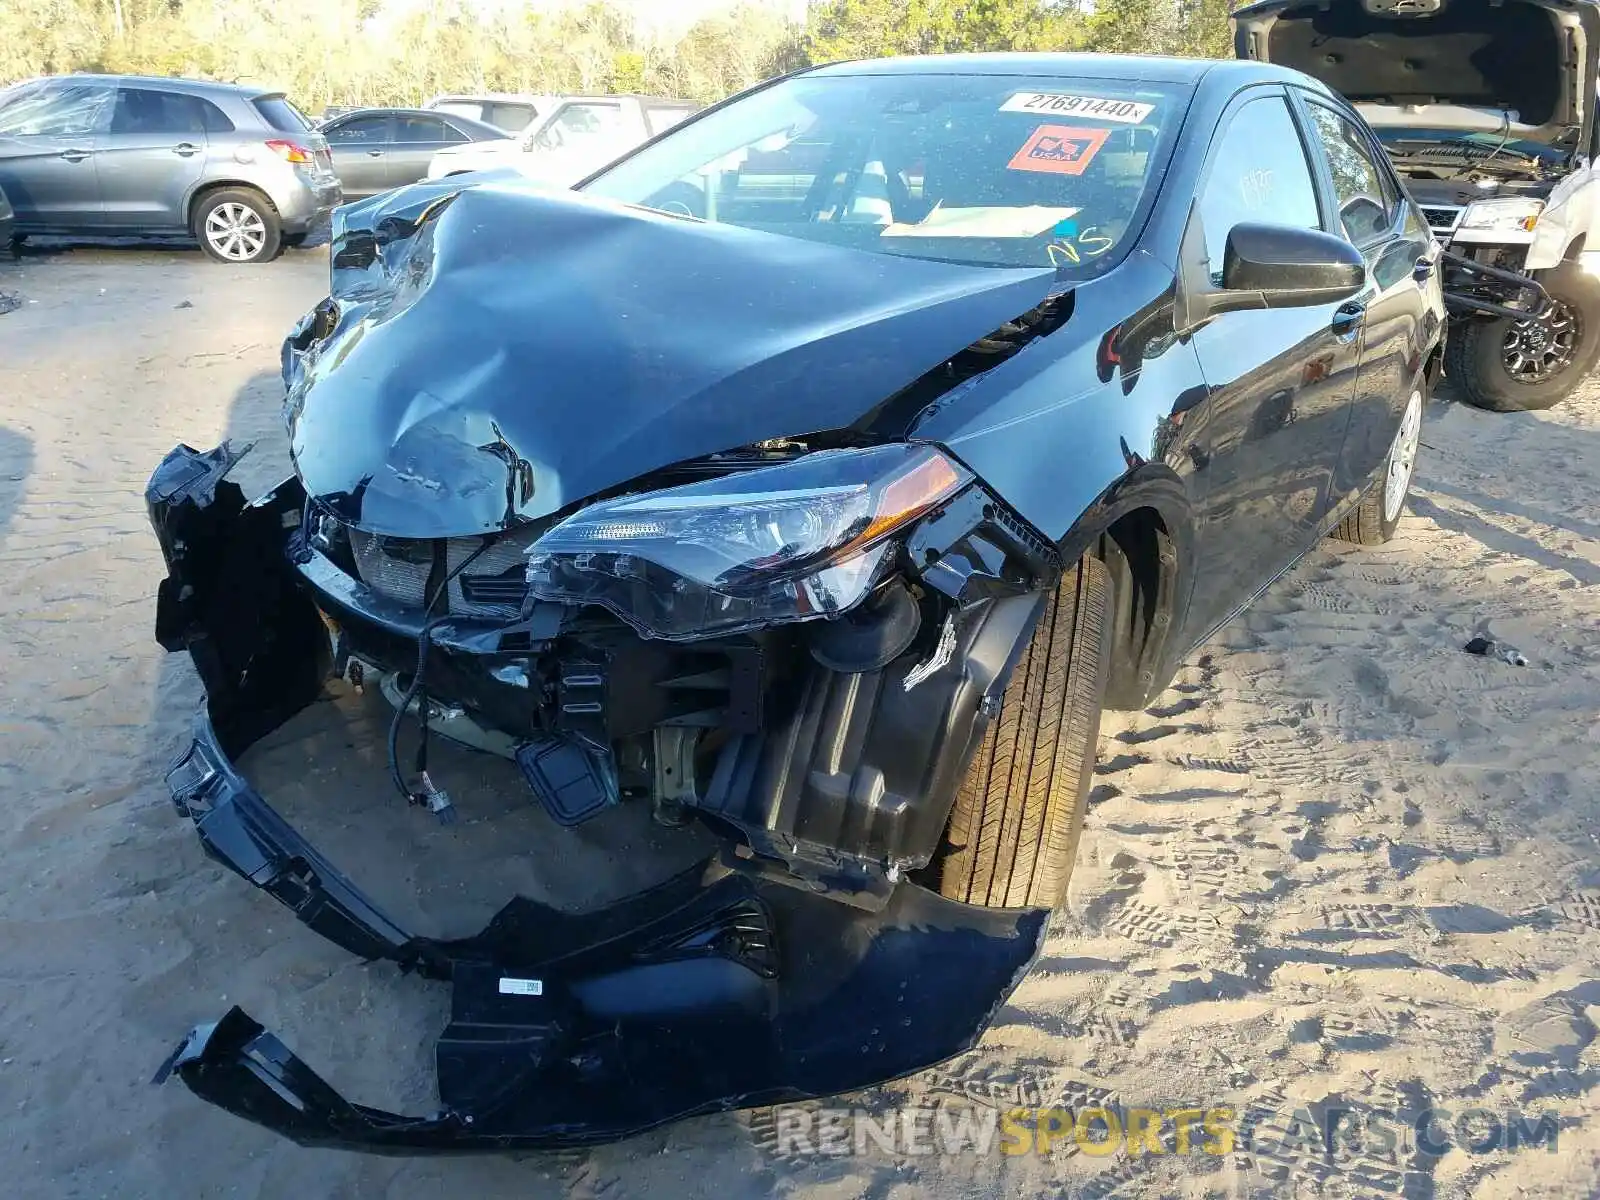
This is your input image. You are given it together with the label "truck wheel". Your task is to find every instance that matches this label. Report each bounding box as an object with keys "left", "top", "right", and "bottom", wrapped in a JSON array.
[
  {"left": 931, "top": 555, "right": 1112, "bottom": 910},
  {"left": 1331, "top": 386, "right": 1423, "bottom": 546},
  {"left": 1445, "top": 260, "right": 1600, "bottom": 411}
]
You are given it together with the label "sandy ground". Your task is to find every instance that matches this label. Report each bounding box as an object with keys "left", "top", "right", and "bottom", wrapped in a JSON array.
[{"left": 0, "top": 242, "right": 1597, "bottom": 1199}]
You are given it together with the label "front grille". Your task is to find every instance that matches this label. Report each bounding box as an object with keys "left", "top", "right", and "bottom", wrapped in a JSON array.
[
  {"left": 1421, "top": 205, "right": 1463, "bottom": 233},
  {"left": 345, "top": 527, "right": 535, "bottom": 618}
]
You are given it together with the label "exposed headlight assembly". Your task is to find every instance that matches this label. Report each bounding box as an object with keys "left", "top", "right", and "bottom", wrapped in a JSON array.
[
  {"left": 1458, "top": 197, "right": 1544, "bottom": 233},
  {"left": 525, "top": 444, "right": 970, "bottom": 640}
]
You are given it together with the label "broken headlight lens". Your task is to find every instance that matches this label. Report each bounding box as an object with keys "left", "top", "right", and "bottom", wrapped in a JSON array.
[{"left": 525, "top": 443, "right": 970, "bottom": 640}]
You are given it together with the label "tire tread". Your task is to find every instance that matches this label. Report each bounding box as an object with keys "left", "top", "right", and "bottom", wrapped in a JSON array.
[{"left": 934, "top": 556, "right": 1111, "bottom": 909}]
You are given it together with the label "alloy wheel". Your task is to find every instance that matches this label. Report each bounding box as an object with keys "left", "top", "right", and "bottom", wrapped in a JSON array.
[
  {"left": 204, "top": 202, "right": 267, "bottom": 262},
  {"left": 1503, "top": 299, "right": 1580, "bottom": 382},
  {"left": 1383, "top": 389, "right": 1423, "bottom": 523}
]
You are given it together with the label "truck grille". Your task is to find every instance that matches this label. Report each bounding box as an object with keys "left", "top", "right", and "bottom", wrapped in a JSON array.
[
  {"left": 1420, "top": 205, "right": 1463, "bottom": 233},
  {"left": 346, "top": 528, "right": 534, "bottom": 618}
]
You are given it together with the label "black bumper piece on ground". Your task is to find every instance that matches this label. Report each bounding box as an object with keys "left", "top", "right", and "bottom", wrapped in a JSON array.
[
  {"left": 146, "top": 442, "right": 1052, "bottom": 1153},
  {"left": 156, "top": 711, "right": 1048, "bottom": 1153}
]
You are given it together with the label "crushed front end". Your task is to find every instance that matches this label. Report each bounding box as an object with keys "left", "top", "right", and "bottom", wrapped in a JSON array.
[{"left": 145, "top": 180, "right": 1070, "bottom": 1152}]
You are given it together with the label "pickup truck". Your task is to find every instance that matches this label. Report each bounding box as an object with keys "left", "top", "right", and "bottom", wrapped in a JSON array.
[
  {"left": 425, "top": 94, "right": 699, "bottom": 187},
  {"left": 1235, "top": 0, "right": 1600, "bottom": 412}
]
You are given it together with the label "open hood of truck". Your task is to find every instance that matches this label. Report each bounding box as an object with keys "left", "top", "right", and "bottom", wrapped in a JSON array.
[
  {"left": 1233, "top": 0, "right": 1600, "bottom": 137},
  {"left": 282, "top": 179, "right": 1057, "bottom": 538}
]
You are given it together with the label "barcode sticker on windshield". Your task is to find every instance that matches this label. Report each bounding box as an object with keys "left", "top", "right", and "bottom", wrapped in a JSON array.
[
  {"left": 499, "top": 977, "right": 544, "bottom": 996},
  {"left": 1001, "top": 93, "right": 1155, "bottom": 123}
]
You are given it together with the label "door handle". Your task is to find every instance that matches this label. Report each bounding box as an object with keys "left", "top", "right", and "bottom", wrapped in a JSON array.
[
  {"left": 366, "top": 150, "right": 384, "bottom": 157},
  {"left": 1331, "top": 301, "right": 1366, "bottom": 342},
  {"left": 59, "top": 148, "right": 92, "bottom": 163},
  {"left": 1413, "top": 255, "right": 1434, "bottom": 282},
  {"left": 171, "top": 142, "right": 199, "bottom": 157}
]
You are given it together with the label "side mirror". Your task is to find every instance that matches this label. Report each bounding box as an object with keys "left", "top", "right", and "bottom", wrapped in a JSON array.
[
  {"left": 1221, "top": 223, "right": 1367, "bottom": 305},
  {"left": 1175, "top": 212, "right": 1366, "bottom": 329}
]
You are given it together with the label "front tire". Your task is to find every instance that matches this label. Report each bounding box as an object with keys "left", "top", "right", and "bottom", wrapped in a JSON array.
[
  {"left": 1445, "top": 260, "right": 1600, "bottom": 411},
  {"left": 194, "top": 188, "right": 281, "bottom": 264},
  {"left": 1331, "top": 386, "right": 1423, "bottom": 546},
  {"left": 930, "top": 555, "right": 1113, "bottom": 910}
]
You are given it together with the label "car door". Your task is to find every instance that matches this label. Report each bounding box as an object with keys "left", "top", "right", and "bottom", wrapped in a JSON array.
[
  {"left": 387, "top": 114, "right": 467, "bottom": 188},
  {"left": 1181, "top": 88, "right": 1367, "bottom": 638},
  {"left": 1295, "top": 95, "right": 1437, "bottom": 504},
  {"left": 95, "top": 87, "right": 215, "bottom": 230},
  {"left": 322, "top": 114, "right": 395, "bottom": 198},
  {"left": 525, "top": 101, "right": 630, "bottom": 183},
  {"left": 0, "top": 80, "right": 114, "bottom": 229}
]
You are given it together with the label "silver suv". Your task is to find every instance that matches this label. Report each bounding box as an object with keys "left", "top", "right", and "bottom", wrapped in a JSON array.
[{"left": 0, "top": 75, "right": 342, "bottom": 263}]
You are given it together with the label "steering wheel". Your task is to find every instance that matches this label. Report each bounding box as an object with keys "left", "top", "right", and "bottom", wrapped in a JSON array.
[{"left": 647, "top": 181, "right": 707, "bottom": 220}]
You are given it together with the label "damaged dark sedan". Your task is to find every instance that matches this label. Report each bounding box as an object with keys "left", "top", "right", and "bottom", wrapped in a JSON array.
[{"left": 147, "top": 53, "right": 1444, "bottom": 1152}]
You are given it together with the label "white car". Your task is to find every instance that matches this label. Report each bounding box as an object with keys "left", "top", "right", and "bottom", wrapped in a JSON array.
[
  {"left": 426, "top": 94, "right": 699, "bottom": 187},
  {"left": 421, "top": 92, "right": 550, "bottom": 134}
]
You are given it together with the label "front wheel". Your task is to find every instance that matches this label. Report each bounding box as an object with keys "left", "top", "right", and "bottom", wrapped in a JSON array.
[
  {"left": 194, "top": 188, "right": 281, "bottom": 264},
  {"left": 1445, "top": 260, "right": 1600, "bottom": 411},
  {"left": 1331, "top": 386, "right": 1423, "bottom": 546},
  {"left": 929, "top": 555, "right": 1113, "bottom": 910}
]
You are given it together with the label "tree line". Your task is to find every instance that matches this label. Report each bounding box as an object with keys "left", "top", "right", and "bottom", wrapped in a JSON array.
[{"left": 0, "top": 0, "right": 1235, "bottom": 114}]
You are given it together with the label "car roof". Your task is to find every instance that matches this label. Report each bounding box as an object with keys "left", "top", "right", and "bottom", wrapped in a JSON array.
[
  {"left": 328, "top": 106, "right": 483, "bottom": 121},
  {"left": 803, "top": 52, "right": 1311, "bottom": 89},
  {"left": 428, "top": 93, "right": 547, "bottom": 104},
  {"left": 19, "top": 73, "right": 287, "bottom": 99}
]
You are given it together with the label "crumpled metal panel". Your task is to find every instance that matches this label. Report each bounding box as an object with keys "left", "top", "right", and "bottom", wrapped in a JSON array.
[{"left": 280, "top": 178, "right": 1057, "bottom": 538}]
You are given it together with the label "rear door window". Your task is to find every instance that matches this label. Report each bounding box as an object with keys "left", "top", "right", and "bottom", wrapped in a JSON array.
[
  {"left": 110, "top": 89, "right": 217, "bottom": 136},
  {"left": 1302, "top": 102, "right": 1398, "bottom": 245},
  {"left": 251, "top": 95, "right": 313, "bottom": 133},
  {"left": 394, "top": 115, "right": 458, "bottom": 143}
]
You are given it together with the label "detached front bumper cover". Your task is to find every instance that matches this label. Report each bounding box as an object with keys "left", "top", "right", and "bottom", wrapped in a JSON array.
[{"left": 146, "top": 442, "right": 1051, "bottom": 1153}]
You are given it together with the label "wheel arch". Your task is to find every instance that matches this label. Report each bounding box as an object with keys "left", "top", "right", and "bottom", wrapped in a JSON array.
[
  {"left": 1051, "top": 464, "right": 1198, "bottom": 712},
  {"left": 186, "top": 180, "right": 279, "bottom": 234}
]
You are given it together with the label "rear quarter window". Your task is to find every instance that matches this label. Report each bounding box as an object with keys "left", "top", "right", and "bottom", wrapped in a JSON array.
[{"left": 251, "top": 95, "right": 313, "bottom": 133}]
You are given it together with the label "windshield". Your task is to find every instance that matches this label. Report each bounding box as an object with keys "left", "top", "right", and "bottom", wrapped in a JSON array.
[{"left": 583, "top": 73, "right": 1190, "bottom": 274}]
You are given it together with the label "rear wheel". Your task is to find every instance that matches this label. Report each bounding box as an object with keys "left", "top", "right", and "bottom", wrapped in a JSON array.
[
  {"left": 1331, "top": 385, "right": 1423, "bottom": 546},
  {"left": 1445, "top": 261, "right": 1600, "bottom": 411},
  {"left": 194, "top": 188, "right": 281, "bottom": 264},
  {"left": 930, "top": 555, "right": 1113, "bottom": 910}
]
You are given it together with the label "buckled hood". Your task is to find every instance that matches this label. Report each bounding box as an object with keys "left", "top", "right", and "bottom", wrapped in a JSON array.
[
  {"left": 282, "top": 178, "right": 1057, "bottom": 538},
  {"left": 1233, "top": 0, "right": 1600, "bottom": 141}
]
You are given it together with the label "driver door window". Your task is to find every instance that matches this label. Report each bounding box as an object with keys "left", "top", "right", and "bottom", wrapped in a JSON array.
[
  {"left": 1302, "top": 103, "right": 1396, "bottom": 245},
  {"left": 1197, "top": 95, "right": 1323, "bottom": 285},
  {"left": 325, "top": 115, "right": 390, "bottom": 144},
  {"left": 532, "top": 103, "right": 625, "bottom": 152},
  {"left": 0, "top": 82, "right": 113, "bottom": 137}
]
